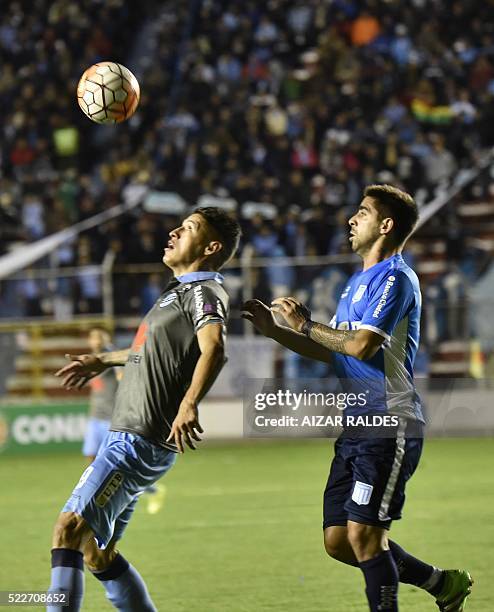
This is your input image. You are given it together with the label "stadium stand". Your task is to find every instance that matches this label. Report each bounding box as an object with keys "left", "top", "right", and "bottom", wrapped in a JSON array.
[{"left": 1, "top": 0, "right": 494, "bottom": 393}]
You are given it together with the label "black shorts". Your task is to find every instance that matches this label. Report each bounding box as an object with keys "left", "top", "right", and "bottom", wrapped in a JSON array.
[{"left": 323, "top": 417, "right": 423, "bottom": 530}]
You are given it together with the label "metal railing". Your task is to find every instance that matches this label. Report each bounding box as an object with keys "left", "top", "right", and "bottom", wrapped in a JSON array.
[
  {"left": 0, "top": 253, "right": 486, "bottom": 344},
  {"left": 0, "top": 252, "right": 358, "bottom": 327}
]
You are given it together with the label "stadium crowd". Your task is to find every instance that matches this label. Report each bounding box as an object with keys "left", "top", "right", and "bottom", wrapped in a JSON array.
[{"left": 1, "top": 0, "right": 494, "bottom": 343}]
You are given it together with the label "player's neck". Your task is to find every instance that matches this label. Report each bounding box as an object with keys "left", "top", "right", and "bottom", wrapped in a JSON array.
[
  {"left": 170, "top": 262, "right": 217, "bottom": 277},
  {"left": 361, "top": 243, "right": 401, "bottom": 271}
]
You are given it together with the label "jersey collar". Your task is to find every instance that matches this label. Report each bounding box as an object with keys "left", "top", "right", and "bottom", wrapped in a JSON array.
[
  {"left": 176, "top": 271, "right": 224, "bottom": 284},
  {"left": 361, "top": 253, "right": 403, "bottom": 275}
]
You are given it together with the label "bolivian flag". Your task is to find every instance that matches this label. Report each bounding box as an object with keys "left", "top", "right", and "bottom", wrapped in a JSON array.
[{"left": 411, "top": 98, "right": 453, "bottom": 124}]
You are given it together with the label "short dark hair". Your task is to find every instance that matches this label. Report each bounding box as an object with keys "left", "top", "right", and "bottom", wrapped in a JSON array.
[
  {"left": 364, "top": 184, "right": 418, "bottom": 245},
  {"left": 194, "top": 206, "right": 241, "bottom": 267}
]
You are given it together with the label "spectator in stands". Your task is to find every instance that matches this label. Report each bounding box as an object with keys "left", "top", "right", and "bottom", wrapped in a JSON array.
[
  {"left": 424, "top": 136, "right": 457, "bottom": 187},
  {"left": 140, "top": 273, "right": 163, "bottom": 315},
  {"left": 350, "top": 9, "right": 380, "bottom": 47},
  {"left": 22, "top": 193, "right": 45, "bottom": 240},
  {"left": 1, "top": 0, "right": 493, "bottom": 325},
  {"left": 18, "top": 270, "right": 44, "bottom": 317}
]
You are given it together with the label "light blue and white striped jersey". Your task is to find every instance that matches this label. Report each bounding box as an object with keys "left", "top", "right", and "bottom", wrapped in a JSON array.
[{"left": 330, "top": 254, "right": 425, "bottom": 422}]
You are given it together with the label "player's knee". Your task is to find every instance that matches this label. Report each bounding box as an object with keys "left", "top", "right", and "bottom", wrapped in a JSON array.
[
  {"left": 324, "top": 539, "right": 343, "bottom": 560},
  {"left": 52, "top": 512, "right": 91, "bottom": 550},
  {"left": 347, "top": 522, "right": 386, "bottom": 560},
  {"left": 323, "top": 530, "right": 346, "bottom": 561},
  {"left": 347, "top": 524, "right": 366, "bottom": 550},
  {"left": 84, "top": 545, "right": 116, "bottom": 572}
]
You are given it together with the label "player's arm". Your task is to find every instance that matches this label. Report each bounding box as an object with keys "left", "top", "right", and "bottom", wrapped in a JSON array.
[
  {"left": 167, "top": 322, "right": 225, "bottom": 453},
  {"left": 98, "top": 349, "right": 131, "bottom": 367},
  {"left": 272, "top": 272, "right": 417, "bottom": 361},
  {"left": 241, "top": 299, "right": 333, "bottom": 363},
  {"left": 55, "top": 349, "right": 131, "bottom": 389},
  {"left": 271, "top": 297, "right": 384, "bottom": 360}
]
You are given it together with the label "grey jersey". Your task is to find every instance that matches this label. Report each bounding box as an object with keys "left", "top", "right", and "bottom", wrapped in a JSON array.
[
  {"left": 110, "top": 272, "right": 228, "bottom": 451},
  {"left": 89, "top": 359, "right": 119, "bottom": 421}
]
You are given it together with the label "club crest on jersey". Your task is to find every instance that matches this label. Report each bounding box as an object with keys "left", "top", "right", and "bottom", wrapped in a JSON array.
[
  {"left": 159, "top": 293, "right": 178, "bottom": 308},
  {"left": 352, "top": 284, "right": 367, "bottom": 303}
]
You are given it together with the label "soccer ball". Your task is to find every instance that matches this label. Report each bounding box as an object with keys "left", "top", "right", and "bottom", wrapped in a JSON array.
[{"left": 77, "top": 61, "right": 140, "bottom": 124}]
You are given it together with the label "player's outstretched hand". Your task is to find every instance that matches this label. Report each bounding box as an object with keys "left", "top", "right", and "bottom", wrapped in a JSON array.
[
  {"left": 55, "top": 354, "right": 107, "bottom": 390},
  {"left": 167, "top": 399, "right": 204, "bottom": 454},
  {"left": 241, "top": 299, "right": 277, "bottom": 337},
  {"left": 270, "top": 297, "right": 311, "bottom": 333}
]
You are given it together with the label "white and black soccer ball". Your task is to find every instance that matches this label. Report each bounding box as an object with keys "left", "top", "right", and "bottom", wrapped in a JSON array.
[{"left": 77, "top": 61, "right": 140, "bottom": 124}]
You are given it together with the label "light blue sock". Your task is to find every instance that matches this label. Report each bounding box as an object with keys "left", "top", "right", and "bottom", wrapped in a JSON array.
[
  {"left": 47, "top": 548, "right": 84, "bottom": 611},
  {"left": 92, "top": 553, "right": 156, "bottom": 611}
]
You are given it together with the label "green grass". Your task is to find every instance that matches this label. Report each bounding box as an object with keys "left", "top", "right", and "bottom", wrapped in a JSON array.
[{"left": 0, "top": 438, "right": 492, "bottom": 611}]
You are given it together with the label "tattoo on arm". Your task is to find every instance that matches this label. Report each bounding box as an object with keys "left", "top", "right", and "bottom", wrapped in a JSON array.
[{"left": 308, "top": 323, "right": 358, "bottom": 355}]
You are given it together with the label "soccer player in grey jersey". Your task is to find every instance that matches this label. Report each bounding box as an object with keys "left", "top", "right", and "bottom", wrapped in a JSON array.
[{"left": 48, "top": 207, "right": 241, "bottom": 612}]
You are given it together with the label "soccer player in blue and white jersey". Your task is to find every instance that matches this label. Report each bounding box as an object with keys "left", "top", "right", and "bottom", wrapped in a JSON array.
[{"left": 243, "top": 185, "right": 472, "bottom": 612}]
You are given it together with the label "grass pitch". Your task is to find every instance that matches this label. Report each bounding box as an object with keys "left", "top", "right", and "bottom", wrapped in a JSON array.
[{"left": 0, "top": 438, "right": 492, "bottom": 611}]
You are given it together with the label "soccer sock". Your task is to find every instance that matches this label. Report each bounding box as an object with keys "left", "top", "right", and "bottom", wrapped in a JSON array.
[
  {"left": 92, "top": 553, "right": 157, "bottom": 611},
  {"left": 47, "top": 548, "right": 84, "bottom": 612},
  {"left": 389, "top": 540, "right": 445, "bottom": 595},
  {"left": 359, "top": 550, "right": 399, "bottom": 612}
]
